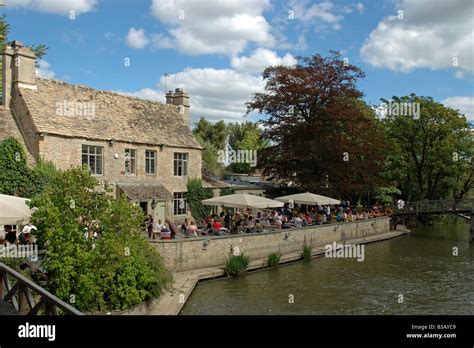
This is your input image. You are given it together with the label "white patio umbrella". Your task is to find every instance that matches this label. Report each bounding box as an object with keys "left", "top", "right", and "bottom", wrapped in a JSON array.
[
  {"left": 202, "top": 193, "right": 284, "bottom": 209},
  {"left": 275, "top": 192, "right": 340, "bottom": 205},
  {"left": 0, "top": 194, "right": 36, "bottom": 225}
]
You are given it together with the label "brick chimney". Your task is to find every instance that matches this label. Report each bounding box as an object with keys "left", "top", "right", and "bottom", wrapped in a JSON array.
[
  {"left": 2, "top": 40, "right": 37, "bottom": 107},
  {"left": 166, "top": 88, "right": 190, "bottom": 128}
]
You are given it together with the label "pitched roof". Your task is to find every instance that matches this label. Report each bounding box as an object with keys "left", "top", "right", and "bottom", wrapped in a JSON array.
[
  {"left": 17, "top": 78, "right": 201, "bottom": 149},
  {"left": 202, "top": 175, "right": 231, "bottom": 189},
  {"left": 117, "top": 183, "right": 172, "bottom": 200}
]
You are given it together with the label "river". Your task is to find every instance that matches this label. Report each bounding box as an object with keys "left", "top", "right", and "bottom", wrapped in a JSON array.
[{"left": 181, "top": 222, "right": 473, "bottom": 315}]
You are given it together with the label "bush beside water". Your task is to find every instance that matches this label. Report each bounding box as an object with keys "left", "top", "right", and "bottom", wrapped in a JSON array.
[
  {"left": 301, "top": 245, "right": 312, "bottom": 261},
  {"left": 267, "top": 252, "right": 281, "bottom": 267},
  {"left": 225, "top": 254, "right": 250, "bottom": 277}
]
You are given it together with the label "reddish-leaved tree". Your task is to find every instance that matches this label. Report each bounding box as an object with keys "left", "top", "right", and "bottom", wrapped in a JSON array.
[{"left": 246, "top": 51, "right": 387, "bottom": 200}]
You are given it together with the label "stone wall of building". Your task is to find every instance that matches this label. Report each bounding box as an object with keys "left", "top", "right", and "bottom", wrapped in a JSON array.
[
  {"left": 38, "top": 134, "right": 202, "bottom": 220},
  {"left": 0, "top": 106, "right": 36, "bottom": 165},
  {"left": 151, "top": 217, "right": 390, "bottom": 272}
]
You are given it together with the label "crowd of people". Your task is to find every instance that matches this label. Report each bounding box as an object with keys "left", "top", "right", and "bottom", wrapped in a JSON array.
[
  {"left": 0, "top": 222, "right": 37, "bottom": 245},
  {"left": 146, "top": 201, "right": 390, "bottom": 240}
]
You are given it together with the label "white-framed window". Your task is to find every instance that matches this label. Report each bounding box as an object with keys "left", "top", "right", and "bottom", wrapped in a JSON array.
[
  {"left": 174, "top": 153, "right": 188, "bottom": 176},
  {"left": 81, "top": 145, "right": 103, "bottom": 175},
  {"left": 125, "top": 148, "right": 136, "bottom": 175},
  {"left": 173, "top": 192, "right": 187, "bottom": 215},
  {"left": 145, "top": 150, "right": 156, "bottom": 175}
]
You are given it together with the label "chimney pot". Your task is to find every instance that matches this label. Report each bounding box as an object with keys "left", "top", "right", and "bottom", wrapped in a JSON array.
[{"left": 12, "top": 40, "right": 24, "bottom": 48}]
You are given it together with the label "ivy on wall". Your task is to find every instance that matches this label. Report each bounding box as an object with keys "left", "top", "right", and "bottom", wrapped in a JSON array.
[
  {"left": 0, "top": 137, "right": 57, "bottom": 198},
  {"left": 186, "top": 178, "right": 213, "bottom": 222}
]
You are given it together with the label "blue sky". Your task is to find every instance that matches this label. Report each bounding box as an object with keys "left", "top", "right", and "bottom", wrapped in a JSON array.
[{"left": 3, "top": 0, "right": 474, "bottom": 124}]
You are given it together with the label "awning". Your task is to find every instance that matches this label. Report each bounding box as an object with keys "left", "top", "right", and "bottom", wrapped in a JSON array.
[
  {"left": 0, "top": 194, "right": 37, "bottom": 225},
  {"left": 202, "top": 193, "right": 283, "bottom": 209},
  {"left": 117, "top": 183, "right": 173, "bottom": 200},
  {"left": 275, "top": 192, "right": 340, "bottom": 205}
]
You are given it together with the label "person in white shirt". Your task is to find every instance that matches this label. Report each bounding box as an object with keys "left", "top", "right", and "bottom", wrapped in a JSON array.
[
  {"left": 397, "top": 199, "right": 405, "bottom": 210},
  {"left": 19, "top": 222, "right": 37, "bottom": 244},
  {"left": 153, "top": 219, "right": 166, "bottom": 239},
  {"left": 22, "top": 222, "right": 37, "bottom": 234}
]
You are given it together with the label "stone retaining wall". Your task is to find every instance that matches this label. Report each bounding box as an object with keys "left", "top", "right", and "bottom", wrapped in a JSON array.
[{"left": 151, "top": 217, "right": 390, "bottom": 272}]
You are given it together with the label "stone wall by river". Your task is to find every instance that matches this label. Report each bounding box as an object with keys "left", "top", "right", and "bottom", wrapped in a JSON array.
[{"left": 150, "top": 217, "right": 390, "bottom": 272}]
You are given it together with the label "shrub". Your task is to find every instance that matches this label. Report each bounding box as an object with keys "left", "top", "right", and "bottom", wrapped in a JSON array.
[
  {"left": 29, "top": 167, "right": 171, "bottom": 312},
  {"left": 225, "top": 254, "right": 250, "bottom": 277},
  {"left": 267, "top": 252, "right": 281, "bottom": 267},
  {"left": 220, "top": 187, "right": 235, "bottom": 196},
  {"left": 301, "top": 245, "right": 312, "bottom": 261}
]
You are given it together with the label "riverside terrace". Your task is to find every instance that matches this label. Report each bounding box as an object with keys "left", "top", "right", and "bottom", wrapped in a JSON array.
[
  {"left": 149, "top": 215, "right": 395, "bottom": 272},
  {"left": 148, "top": 205, "right": 388, "bottom": 241}
]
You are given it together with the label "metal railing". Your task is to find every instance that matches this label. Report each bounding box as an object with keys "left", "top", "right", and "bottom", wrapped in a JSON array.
[
  {"left": 0, "top": 262, "right": 82, "bottom": 315},
  {"left": 391, "top": 199, "right": 473, "bottom": 215}
]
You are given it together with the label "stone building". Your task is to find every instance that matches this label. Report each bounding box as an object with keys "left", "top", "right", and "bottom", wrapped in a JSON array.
[{"left": 0, "top": 41, "right": 203, "bottom": 223}]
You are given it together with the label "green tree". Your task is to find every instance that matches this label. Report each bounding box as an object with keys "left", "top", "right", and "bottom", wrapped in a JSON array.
[
  {"left": 193, "top": 117, "right": 228, "bottom": 150},
  {"left": 227, "top": 122, "right": 268, "bottom": 174},
  {"left": 186, "top": 178, "right": 213, "bottom": 222},
  {"left": 194, "top": 134, "right": 223, "bottom": 176},
  {"left": 381, "top": 94, "right": 473, "bottom": 200},
  {"left": 29, "top": 167, "right": 171, "bottom": 312}
]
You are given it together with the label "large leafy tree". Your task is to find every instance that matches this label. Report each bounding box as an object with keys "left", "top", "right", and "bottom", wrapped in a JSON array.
[
  {"left": 193, "top": 117, "right": 267, "bottom": 175},
  {"left": 382, "top": 94, "right": 473, "bottom": 200},
  {"left": 193, "top": 117, "right": 228, "bottom": 150},
  {"left": 29, "top": 167, "right": 170, "bottom": 312},
  {"left": 226, "top": 121, "right": 268, "bottom": 173},
  {"left": 246, "top": 51, "right": 386, "bottom": 199}
]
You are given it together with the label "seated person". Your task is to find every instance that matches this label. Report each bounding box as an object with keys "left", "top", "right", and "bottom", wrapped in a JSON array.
[
  {"left": 317, "top": 213, "right": 325, "bottom": 224},
  {"left": 281, "top": 218, "right": 291, "bottom": 229},
  {"left": 153, "top": 219, "right": 165, "bottom": 239},
  {"left": 187, "top": 222, "right": 199, "bottom": 237},
  {"left": 181, "top": 218, "right": 190, "bottom": 236},
  {"left": 292, "top": 215, "right": 303, "bottom": 227},
  {"left": 160, "top": 226, "right": 171, "bottom": 240},
  {"left": 212, "top": 220, "right": 224, "bottom": 235},
  {"left": 274, "top": 218, "right": 282, "bottom": 229},
  {"left": 336, "top": 212, "right": 342, "bottom": 222},
  {"left": 165, "top": 219, "right": 178, "bottom": 239},
  {"left": 245, "top": 216, "right": 255, "bottom": 233},
  {"left": 4, "top": 225, "right": 16, "bottom": 244},
  {"left": 255, "top": 219, "right": 263, "bottom": 232},
  {"left": 305, "top": 213, "right": 312, "bottom": 225}
]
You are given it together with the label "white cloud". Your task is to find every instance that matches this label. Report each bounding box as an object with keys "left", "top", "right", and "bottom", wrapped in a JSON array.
[
  {"left": 118, "top": 67, "right": 265, "bottom": 124},
  {"left": 5, "top": 0, "right": 97, "bottom": 16},
  {"left": 35, "top": 60, "right": 55, "bottom": 79},
  {"left": 164, "top": 68, "right": 265, "bottom": 123},
  {"left": 288, "top": 0, "right": 344, "bottom": 31},
  {"left": 151, "top": 33, "right": 175, "bottom": 49},
  {"left": 231, "top": 48, "right": 297, "bottom": 74},
  {"left": 442, "top": 96, "right": 474, "bottom": 121},
  {"left": 360, "top": 0, "right": 474, "bottom": 76},
  {"left": 150, "top": 0, "right": 275, "bottom": 56},
  {"left": 125, "top": 28, "right": 149, "bottom": 49},
  {"left": 116, "top": 88, "right": 164, "bottom": 103}
]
